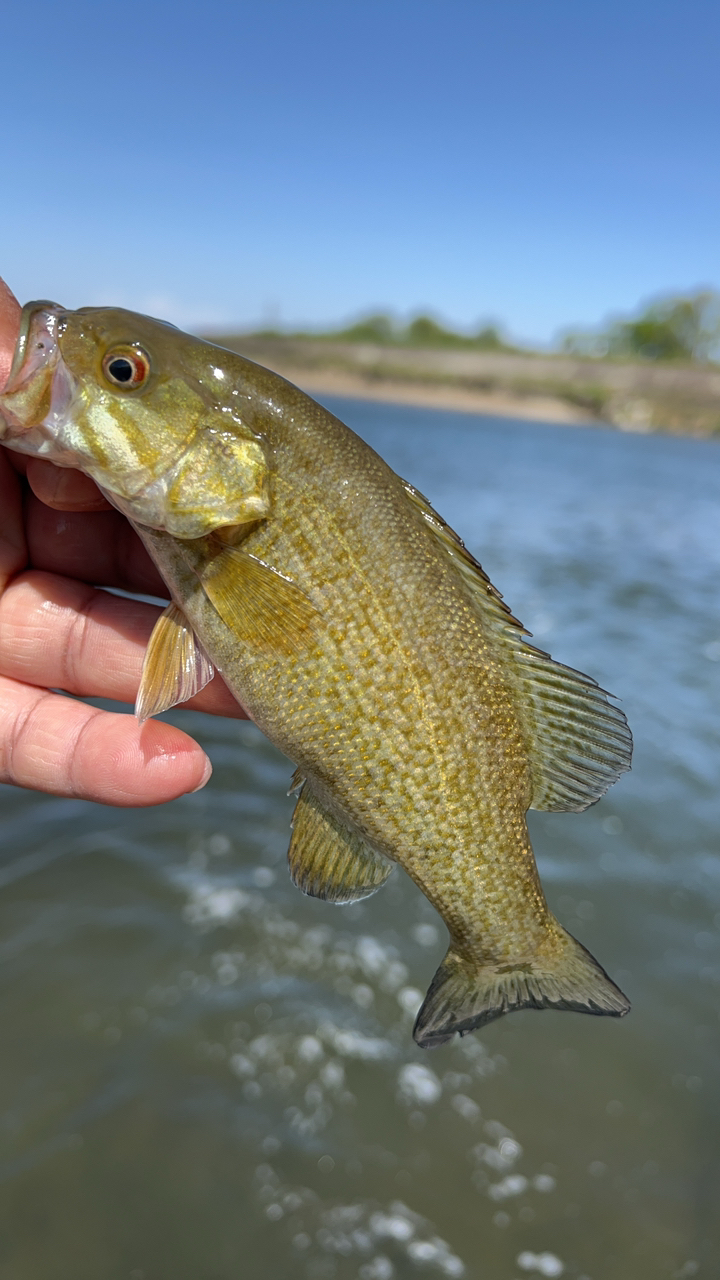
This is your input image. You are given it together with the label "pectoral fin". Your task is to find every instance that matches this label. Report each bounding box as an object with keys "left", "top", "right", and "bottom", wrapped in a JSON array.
[
  {"left": 200, "top": 546, "right": 320, "bottom": 656},
  {"left": 288, "top": 783, "right": 393, "bottom": 903},
  {"left": 135, "top": 602, "right": 214, "bottom": 721}
]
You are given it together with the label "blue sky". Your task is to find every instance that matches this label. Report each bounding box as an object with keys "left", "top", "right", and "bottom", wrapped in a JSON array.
[{"left": 2, "top": 1, "right": 720, "bottom": 344}]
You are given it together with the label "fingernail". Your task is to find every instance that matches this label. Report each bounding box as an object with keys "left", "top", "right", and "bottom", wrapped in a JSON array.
[{"left": 191, "top": 755, "right": 213, "bottom": 793}]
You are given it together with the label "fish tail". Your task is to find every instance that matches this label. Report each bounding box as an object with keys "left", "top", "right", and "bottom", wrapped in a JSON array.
[{"left": 413, "top": 929, "right": 630, "bottom": 1049}]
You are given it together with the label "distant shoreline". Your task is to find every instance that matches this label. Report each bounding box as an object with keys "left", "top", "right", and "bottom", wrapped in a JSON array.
[
  {"left": 207, "top": 334, "right": 720, "bottom": 437},
  {"left": 264, "top": 363, "right": 598, "bottom": 427}
]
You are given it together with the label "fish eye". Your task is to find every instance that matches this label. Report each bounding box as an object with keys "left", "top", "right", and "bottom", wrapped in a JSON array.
[{"left": 102, "top": 347, "right": 150, "bottom": 389}]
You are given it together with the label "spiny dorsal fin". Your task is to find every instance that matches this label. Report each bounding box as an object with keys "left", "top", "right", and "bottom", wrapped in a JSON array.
[
  {"left": 200, "top": 546, "right": 320, "bottom": 657},
  {"left": 402, "top": 481, "right": 632, "bottom": 812},
  {"left": 288, "top": 783, "right": 393, "bottom": 903},
  {"left": 135, "top": 602, "right": 214, "bottom": 721}
]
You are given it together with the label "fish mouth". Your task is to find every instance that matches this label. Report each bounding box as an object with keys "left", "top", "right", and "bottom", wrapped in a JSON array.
[{"left": 0, "top": 302, "right": 77, "bottom": 448}]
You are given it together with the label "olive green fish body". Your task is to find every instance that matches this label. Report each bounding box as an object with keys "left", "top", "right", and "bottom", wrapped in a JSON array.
[
  {"left": 142, "top": 381, "right": 547, "bottom": 954},
  {"left": 0, "top": 304, "right": 633, "bottom": 1047}
]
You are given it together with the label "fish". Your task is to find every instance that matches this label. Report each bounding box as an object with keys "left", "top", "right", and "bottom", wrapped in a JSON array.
[{"left": 0, "top": 301, "right": 632, "bottom": 1047}]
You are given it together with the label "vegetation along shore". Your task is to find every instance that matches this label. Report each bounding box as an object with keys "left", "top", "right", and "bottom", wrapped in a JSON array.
[{"left": 207, "top": 291, "right": 720, "bottom": 436}]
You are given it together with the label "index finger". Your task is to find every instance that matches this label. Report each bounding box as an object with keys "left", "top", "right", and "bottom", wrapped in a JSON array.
[{"left": 0, "top": 277, "right": 21, "bottom": 390}]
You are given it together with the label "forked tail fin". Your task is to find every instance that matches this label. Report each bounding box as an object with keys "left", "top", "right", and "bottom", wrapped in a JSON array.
[{"left": 413, "top": 929, "right": 630, "bottom": 1048}]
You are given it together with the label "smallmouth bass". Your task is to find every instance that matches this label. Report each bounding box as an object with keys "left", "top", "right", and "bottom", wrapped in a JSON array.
[{"left": 0, "top": 302, "right": 632, "bottom": 1047}]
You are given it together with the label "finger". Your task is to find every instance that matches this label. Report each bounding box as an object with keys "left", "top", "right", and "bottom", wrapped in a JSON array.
[
  {"left": 0, "top": 676, "right": 213, "bottom": 805},
  {"left": 26, "top": 458, "right": 114, "bottom": 512},
  {"left": 25, "top": 492, "right": 166, "bottom": 596},
  {"left": 0, "top": 570, "right": 247, "bottom": 719},
  {"left": 0, "top": 278, "right": 21, "bottom": 390},
  {"left": 0, "top": 449, "right": 27, "bottom": 591}
]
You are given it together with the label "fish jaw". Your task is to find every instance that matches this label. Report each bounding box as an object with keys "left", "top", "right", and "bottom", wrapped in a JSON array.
[{"left": 0, "top": 302, "right": 82, "bottom": 468}]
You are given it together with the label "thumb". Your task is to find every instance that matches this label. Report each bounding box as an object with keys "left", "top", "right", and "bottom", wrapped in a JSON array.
[{"left": 0, "top": 278, "right": 21, "bottom": 391}]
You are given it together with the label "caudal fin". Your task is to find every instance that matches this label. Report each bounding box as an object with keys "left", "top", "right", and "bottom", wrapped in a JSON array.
[{"left": 413, "top": 930, "right": 630, "bottom": 1048}]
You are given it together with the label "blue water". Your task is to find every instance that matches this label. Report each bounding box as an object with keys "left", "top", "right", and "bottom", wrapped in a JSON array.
[{"left": 1, "top": 400, "right": 718, "bottom": 1279}]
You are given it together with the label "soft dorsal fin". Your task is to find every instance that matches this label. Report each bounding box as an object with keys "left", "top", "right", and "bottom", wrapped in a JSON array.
[
  {"left": 402, "top": 481, "right": 632, "bottom": 812},
  {"left": 136, "top": 602, "right": 214, "bottom": 721},
  {"left": 200, "top": 545, "right": 320, "bottom": 657},
  {"left": 288, "top": 782, "right": 394, "bottom": 902}
]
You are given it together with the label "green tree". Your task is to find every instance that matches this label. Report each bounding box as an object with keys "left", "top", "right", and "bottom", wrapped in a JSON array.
[{"left": 563, "top": 291, "right": 720, "bottom": 362}]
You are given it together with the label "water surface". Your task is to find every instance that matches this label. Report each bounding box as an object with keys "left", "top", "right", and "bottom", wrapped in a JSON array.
[{"left": 1, "top": 402, "right": 719, "bottom": 1280}]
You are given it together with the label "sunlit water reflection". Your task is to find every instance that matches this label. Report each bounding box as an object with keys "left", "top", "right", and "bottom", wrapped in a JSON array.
[{"left": 1, "top": 402, "right": 718, "bottom": 1279}]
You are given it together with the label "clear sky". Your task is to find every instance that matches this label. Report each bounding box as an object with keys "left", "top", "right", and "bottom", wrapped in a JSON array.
[{"left": 2, "top": 1, "right": 720, "bottom": 344}]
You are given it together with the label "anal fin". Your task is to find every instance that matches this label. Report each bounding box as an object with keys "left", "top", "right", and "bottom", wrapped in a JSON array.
[
  {"left": 288, "top": 783, "right": 393, "bottom": 903},
  {"left": 136, "top": 602, "right": 214, "bottom": 721}
]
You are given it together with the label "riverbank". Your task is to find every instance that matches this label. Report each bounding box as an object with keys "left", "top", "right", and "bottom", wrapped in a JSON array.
[{"left": 207, "top": 334, "right": 720, "bottom": 434}]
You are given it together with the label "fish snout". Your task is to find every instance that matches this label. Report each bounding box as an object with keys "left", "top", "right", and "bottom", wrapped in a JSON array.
[{"left": 0, "top": 302, "right": 76, "bottom": 445}]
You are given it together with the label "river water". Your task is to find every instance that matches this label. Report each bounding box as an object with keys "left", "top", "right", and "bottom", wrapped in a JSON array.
[{"left": 1, "top": 399, "right": 719, "bottom": 1280}]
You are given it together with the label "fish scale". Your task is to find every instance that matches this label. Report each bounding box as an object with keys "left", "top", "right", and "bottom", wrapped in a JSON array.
[{"left": 0, "top": 301, "right": 633, "bottom": 1047}]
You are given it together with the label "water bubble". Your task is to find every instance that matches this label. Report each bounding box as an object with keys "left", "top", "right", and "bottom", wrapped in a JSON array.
[
  {"left": 230, "top": 1053, "right": 255, "bottom": 1078},
  {"left": 217, "top": 962, "right": 239, "bottom": 985},
  {"left": 412, "top": 923, "right": 439, "bottom": 947},
  {"left": 352, "top": 984, "right": 375, "bottom": 1009},
  {"left": 484, "top": 1120, "right": 513, "bottom": 1140},
  {"left": 184, "top": 885, "right": 249, "bottom": 925},
  {"left": 488, "top": 1175, "right": 528, "bottom": 1200},
  {"left": 318, "top": 1155, "right": 335, "bottom": 1173},
  {"left": 397, "top": 1063, "right": 442, "bottom": 1106},
  {"left": 359, "top": 1258, "right": 394, "bottom": 1280},
  {"left": 380, "top": 961, "right": 409, "bottom": 992},
  {"left": 293, "top": 1233, "right": 312, "bottom": 1250},
  {"left": 297, "top": 1035, "right": 324, "bottom": 1064},
  {"left": 472, "top": 1140, "right": 520, "bottom": 1172},
  {"left": 320, "top": 1060, "right": 345, "bottom": 1090},
  {"left": 332, "top": 1030, "right": 393, "bottom": 1061},
  {"left": 407, "top": 1240, "right": 438, "bottom": 1261},
  {"left": 702, "top": 640, "right": 720, "bottom": 661},
  {"left": 397, "top": 987, "right": 424, "bottom": 1016},
  {"left": 601, "top": 815, "right": 623, "bottom": 836},
  {"left": 253, "top": 866, "right": 275, "bottom": 888},
  {"left": 208, "top": 833, "right": 231, "bottom": 856},
  {"left": 356, "top": 936, "right": 388, "bottom": 975},
  {"left": 533, "top": 1174, "right": 556, "bottom": 1193},
  {"left": 517, "top": 1252, "right": 564, "bottom": 1277},
  {"left": 588, "top": 1161, "right": 606, "bottom": 1177},
  {"left": 451, "top": 1094, "right": 480, "bottom": 1122},
  {"left": 370, "top": 1211, "right": 415, "bottom": 1241}
]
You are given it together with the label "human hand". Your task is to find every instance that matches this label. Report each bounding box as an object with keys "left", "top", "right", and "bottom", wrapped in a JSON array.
[{"left": 0, "top": 279, "right": 246, "bottom": 806}]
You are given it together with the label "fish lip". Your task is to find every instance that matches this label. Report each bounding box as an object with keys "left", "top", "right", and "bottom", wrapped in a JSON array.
[
  {"left": 3, "top": 301, "right": 65, "bottom": 397},
  {"left": 0, "top": 301, "right": 78, "bottom": 450}
]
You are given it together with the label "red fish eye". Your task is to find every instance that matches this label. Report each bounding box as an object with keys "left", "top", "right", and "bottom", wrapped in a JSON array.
[{"left": 102, "top": 348, "right": 150, "bottom": 389}]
